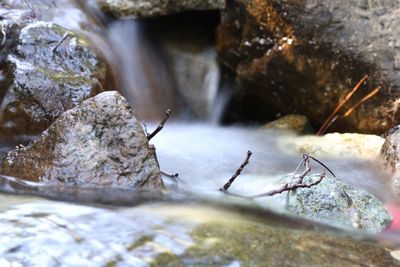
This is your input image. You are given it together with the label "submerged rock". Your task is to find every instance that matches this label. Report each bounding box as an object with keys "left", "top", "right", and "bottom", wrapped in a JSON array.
[
  {"left": 97, "top": 0, "right": 225, "bottom": 18},
  {"left": 0, "top": 91, "right": 162, "bottom": 189},
  {"left": 0, "top": 199, "right": 397, "bottom": 266},
  {"left": 0, "top": 20, "right": 108, "bottom": 140},
  {"left": 276, "top": 174, "right": 392, "bottom": 234},
  {"left": 217, "top": 0, "right": 400, "bottom": 134},
  {"left": 262, "top": 114, "right": 314, "bottom": 135}
]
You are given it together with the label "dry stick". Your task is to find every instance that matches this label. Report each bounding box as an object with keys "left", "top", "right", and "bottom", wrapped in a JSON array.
[
  {"left": 220, "top": 150, "right": 252, "bottom": 192},
  {"left": 161, "top": 171, "right": 184, "bottom": 183},
  {"left": 317, "top": 75, "right": 368, "bottom": 135},
  {"left": 307, "top": 154, "right": 335, "bottom": 177},
  {"left": 220, "top": 153, "right": 333, "bottom": 199},
  {"left": 52, "top": 33, "right": 70, "bottom": 54},
  {"left": 251, "top": 172, "right": 326, "bottom": 198},
  {"left": 24, "top": 0, "right": 33, "bottom": 9},
  {"left": 147, "top": 109, "right": 171, "bottom": 141}
]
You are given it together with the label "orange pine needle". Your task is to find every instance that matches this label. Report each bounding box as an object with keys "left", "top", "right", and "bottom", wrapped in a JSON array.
[
  {"left": 317, "top": 75, "right": 368, "bottom": 135},
  {"left": 341, "top": 86, "right": 381, "bottom": 118}
]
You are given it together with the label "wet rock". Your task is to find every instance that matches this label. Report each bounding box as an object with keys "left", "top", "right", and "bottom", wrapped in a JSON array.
[
  {"left": 280, "top": 133, "right": 384, "bottom": 159},
  {"left": 0, "top": 20, "right": 108, "bottom": 140},
  {"left": 0, "top": 0, "right": 94, "bottom": 31},
  {"left": 274, "top": 174, "right": 392, "bottom": 234},
  {"left": 381, "top": 126, "right": 400, "bottom": 191},
  {"left": 217, "top": 0, "right": 400, "bottom": 134},
  {"left": 262, "top": 114, "right": 314, "bottom": 135},
  {"left": 0, "top": 91, "right": 162, "bottom": 189},
  {"left": 97, "top": 0, "right": 225, "bottom": 18}
]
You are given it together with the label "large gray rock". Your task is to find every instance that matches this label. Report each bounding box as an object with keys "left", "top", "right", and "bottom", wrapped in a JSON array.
[
  {"left": 0, "top": 91, "right": 163, "bottom": 189},
  {"left": 0, "top": 20, "right": 109, "bottom": 140},
  {"left": 97, "top": 0, "right": 224, "bottom": 17},
  {"left": 217, "top": 0, "right": 400, "bottom": 134},
  {"left": 273, "top": 174, "right": 392, "bottom": 234}
]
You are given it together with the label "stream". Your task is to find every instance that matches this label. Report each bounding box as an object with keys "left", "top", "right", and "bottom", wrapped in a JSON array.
[{"left": 0, "top": 1, "right": 400, "bottom": 266}]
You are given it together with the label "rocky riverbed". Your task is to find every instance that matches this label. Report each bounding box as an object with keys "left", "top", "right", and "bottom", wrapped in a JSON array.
[{"left": 0, "top": 0, "right": 400, "bottom": 266}]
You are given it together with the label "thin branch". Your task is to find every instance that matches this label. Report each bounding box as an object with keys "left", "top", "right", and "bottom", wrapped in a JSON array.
[
  {"left": 307, "top": 154, "right": 335, "bottom": 177},
  {"left": 161, "top": 171, "right": 184, "bottom": 183},
  {"left": 317, "top": 75, "right": 368, "bottom": 135},
  {"left": 220, "top": 154, "right": 332, "bottom": 199},
  {"left": 251, "top": 172, "right": 326, "bottom": 198},
  {"left": 52, "top": 33, "right": 70, "bottom": 54},
  {"left": 219, "top": 151, "right": 252, "bottom": 192},
  {"left": 24, "top": 0, "right": 33, "bottom": 9},
  {"left": 147, "top": 109, "right": 171, "bottom": 141}
]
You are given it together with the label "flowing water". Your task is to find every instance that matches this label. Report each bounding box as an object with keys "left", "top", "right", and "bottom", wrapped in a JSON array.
[{"left": 0, "top": 1, "right": 400, "bottom": 266}]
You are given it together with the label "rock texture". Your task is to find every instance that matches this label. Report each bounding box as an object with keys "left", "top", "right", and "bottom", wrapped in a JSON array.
[
  {"left": 217, "top": 0, "right": 400, "bottom": 134},
  {"left": 97, "top": 0, "right": 225, "bottom": 18},
  {"left": 0, "top": 19, "right": 108, "bottom": 140},
  {"left": 381, "top": 126, "right": 400, "bottom": 191},
  {"left": 262, "top": 114, "right": 314, "bottom": 134},
  {"left": 281, "top": 133, "right": 384, "bottom": 159},
  {"left": 0, "top": 91, "right": 163, "bottom": 189},
  {"left": 277, "top": 174, "right": 392, "bottom": 234},
  {"left": 0, "top": 200, "right": 398, "bottom": 266}
]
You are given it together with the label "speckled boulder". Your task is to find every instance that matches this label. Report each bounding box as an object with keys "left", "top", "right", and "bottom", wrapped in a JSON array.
[
  {"left": 0, "top": 91, "right": 163, "bottom": 189},
  {"left": 275, "top": 174, "right": 392, "bottom": 234}
]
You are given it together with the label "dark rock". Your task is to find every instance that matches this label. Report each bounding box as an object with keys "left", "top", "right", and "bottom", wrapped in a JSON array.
[
  {"left": 0, "top": 19, "right": 108, "bottom": 140},
  {"left": 97, "top": 0, "right": 224, "bottom": 18},
  {"left": 0, "top": 91, "right": 163, "bottom": 189},
  {"left": 262, "top": 114, "right": 314, "bottom": 134},
  {"left": 217, "top": 0, "right": 400, "bottom": 134}
]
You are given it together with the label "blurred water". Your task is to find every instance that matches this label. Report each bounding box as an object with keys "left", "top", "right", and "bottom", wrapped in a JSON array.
[{"left": 0, "top": 0, "right": 398, "bottom": 265}]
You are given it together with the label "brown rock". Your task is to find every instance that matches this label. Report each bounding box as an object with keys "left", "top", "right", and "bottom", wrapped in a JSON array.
[
  {"left": 0, "top": 91, "right": 163, "bottom": 189},
  {"left": 217, "top": 0, "right": 400, "bottom": 134}
]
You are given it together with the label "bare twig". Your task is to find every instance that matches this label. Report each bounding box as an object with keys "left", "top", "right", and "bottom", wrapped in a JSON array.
[
  {"left": 251, "top": 172, "right": 326, "bottom": 198},
  {"left": 24, "top": 0, "right": 33, "bottom": 9},
  {"left": 220, "top": 151, "right": 252, "bottom": 192},
  {"left": 220, "top": 154, "right": 333, "bottom": 199},
  {"left": 161, "top": 171, "right": 184, "bottom": 183},
  {"left": 147, "top": 109, "right": 171, "bottom": 141},
  {"left": 317, "top": 75, "right": 368, "bottom": 135},
  {"left": 52, "top": 33, "right": 70, "bottom": 54}
]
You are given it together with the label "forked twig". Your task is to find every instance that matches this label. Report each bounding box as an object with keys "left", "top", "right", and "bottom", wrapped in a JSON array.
[
  {"left": 220, "top": 151, "right": 252, "bottom": 192},
  {"left": 220, "top": 153, "right": 334, "bottom": 198},
  {"left": 317, "top": 75, "right": 368, "bottom": 135},
  {"left": 147, "top": 109, "right": 171, "bottom": 141}
]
